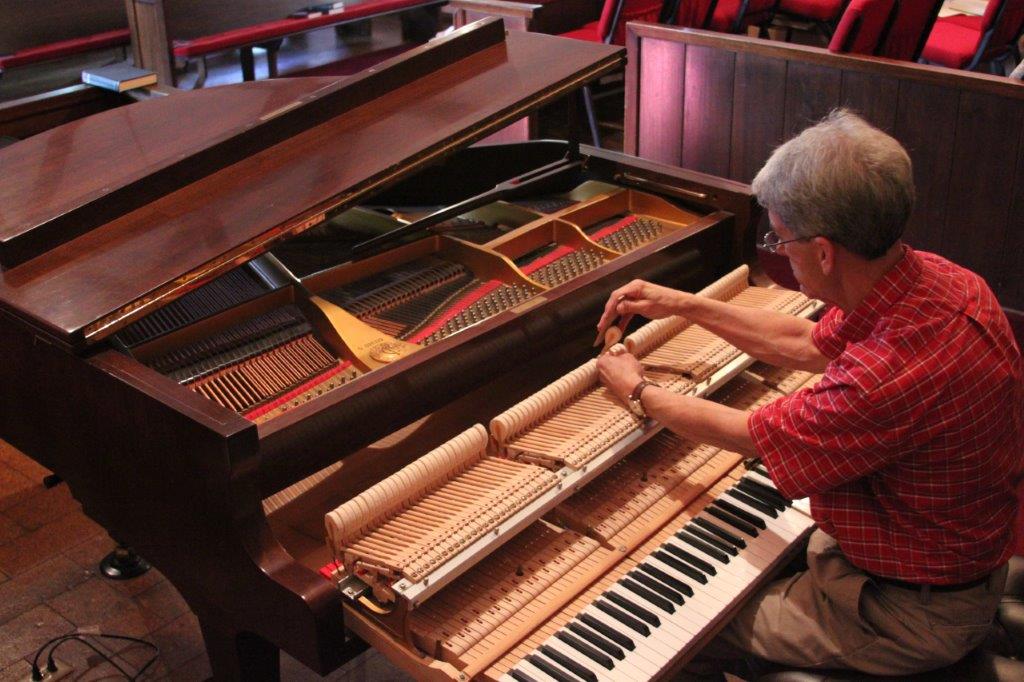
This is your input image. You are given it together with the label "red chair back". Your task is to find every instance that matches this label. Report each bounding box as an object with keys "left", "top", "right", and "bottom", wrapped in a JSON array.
[
  {"left": 878, "top": 0, "right": 943, "bottom": 60},
  {"left": 598, "top": 0, "right": 665, "bottom": 43},
  {"left": 980, "top": 0, "right": 1024, "bottom": 56},
  {"left": 828, "top": 0, "right": 897, "bottom": 53}
]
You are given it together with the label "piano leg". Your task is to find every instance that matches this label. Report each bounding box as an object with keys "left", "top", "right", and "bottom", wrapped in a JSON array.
[{"left": 198, "top": 616, "right": 281, "bottom": 681}]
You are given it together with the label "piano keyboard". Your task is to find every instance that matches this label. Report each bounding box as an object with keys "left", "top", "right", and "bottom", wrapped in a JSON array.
[{"left": 496, "top": 466, "right": 815, "bottom": 682}]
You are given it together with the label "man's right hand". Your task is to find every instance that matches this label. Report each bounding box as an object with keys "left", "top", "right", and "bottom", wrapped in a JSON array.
[{"left": 594, "top": 279, "right": 689, "bottom": 346}]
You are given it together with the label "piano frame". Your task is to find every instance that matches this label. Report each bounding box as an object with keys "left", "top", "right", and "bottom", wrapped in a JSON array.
[{"left": 0, "top": 19, "right": 762, "bottom": 680}]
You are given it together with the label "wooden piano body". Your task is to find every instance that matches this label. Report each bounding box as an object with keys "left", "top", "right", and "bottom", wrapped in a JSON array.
[{"left": 0, "top": 19, "right": 770, "bottom": 679}]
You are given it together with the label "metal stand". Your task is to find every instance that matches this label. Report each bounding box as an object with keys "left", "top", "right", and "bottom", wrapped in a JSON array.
[{"left": 100, "top": 546, "right": 151, "bottom": 580}]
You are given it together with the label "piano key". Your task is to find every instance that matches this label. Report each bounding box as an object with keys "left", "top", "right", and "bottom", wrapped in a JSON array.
[
  {"left": 659, "top": 541, "right": 716, "bottom": 576},
  {"left": 606, "top": 583, "right": 701, "bottom": 638},
  {"left": 752, "top": 463, "right": 771, "bottom": 478},
  {"left": 538, "top": 643, "right": 600, "bottom": 682},
  {"left": 594, "top": 599, "right": 651, "bottom": 636},
  {"left": 652, "top": 549, "right": 708, "bottom": 584},
  {"left": 712, "top": 499, "right": 767, "bottom": 530},
  {"left": 576, "top": 614, "right": 634, "bottom": 652},
  {"left": 508, "top": 668, "right": 540, "bottom": 682},
  {"left": 737, "top": 477, "right": 789, "bottom": 509},
  {"left": 722, "top": 494, "right": 802, "bottom": 541},
  {"left": 725, "top": 488, "right": 778, "bottom": 518},
  {"left": 578, "top": 608, "right": 661, "bottom": 674},
  {"left": 555, "top": 630, "right": 615, "bottom": 670},
  {"left": 692, "top": 515, "right": 746, "bottom": 548},
  {"left": 526, "top": 654, "right": 577, "bottom": 682},
  {"left": 629, "top": 569, "right": 685, "bottom": 604},
  {"left": 684, "top": 524, "right": 738, "bottom": 556},
  {"left": 603, "top": 589, "right": 662, "bottom": 626},
  {"left": 637, "top": 562, "right": 693, "bottom": 597},
  {"left": 619, "top": 577, "right": 676, "bottom": 613},
  {"left": 706, "top": 504, "right": 760, "bottom": 536},
  {"left": 675, "top": 529, "right": 731, "bottom": 563}
]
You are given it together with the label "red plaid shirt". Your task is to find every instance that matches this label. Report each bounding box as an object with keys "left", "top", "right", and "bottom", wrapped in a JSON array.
[{"left": 749, "top": 246, "right": 1024, "bottom": 583}]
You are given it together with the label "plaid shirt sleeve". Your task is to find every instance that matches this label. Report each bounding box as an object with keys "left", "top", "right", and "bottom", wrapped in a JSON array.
[
  {"left": 748, "top": 373, "right": 904, "bottom": 499},
  {"left": 810, "top": 306, "right": 846, "bottom": 359}
]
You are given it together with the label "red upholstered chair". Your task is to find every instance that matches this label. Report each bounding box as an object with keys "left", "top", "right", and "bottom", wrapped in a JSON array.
[
  {"left": 922, "top": 0, "right": 1024, "bottom": 71},
  {"left": 827, "top": 0, "right": 897, "bottom": 54},
  {"left": 560, "top": 0, "right": 664, "bottom": 146},
  {"left": 671, "top": 0, "right": 778, "bottom": 34},
  {"left": 773, "top": 0, "right": 848, "bottom": 40},
  {"left": 877, "top": 0, "right": 944, "bottom": 60}
]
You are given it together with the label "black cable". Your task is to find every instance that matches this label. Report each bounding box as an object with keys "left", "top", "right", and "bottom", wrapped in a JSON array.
[{"left": 31, "top": 629, "right": 159, "bottom": 681}]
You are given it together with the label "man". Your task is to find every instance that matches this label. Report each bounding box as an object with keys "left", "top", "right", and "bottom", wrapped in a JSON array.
[{"left": 594, "top": 110, "right": 1024, "bottom": 675}]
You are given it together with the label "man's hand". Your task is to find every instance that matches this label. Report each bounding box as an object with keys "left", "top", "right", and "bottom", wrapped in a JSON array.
[
  {"left": 594, "top": 279, "right": 689, "bottom": 347},
  {"left": 597, "top": 345, "right": 644, "bottom": 404}
]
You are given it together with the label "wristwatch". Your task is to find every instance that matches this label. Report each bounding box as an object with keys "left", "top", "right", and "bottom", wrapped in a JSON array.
[{"left": 627, "top": 378, "right": 660, "bottom": 418}]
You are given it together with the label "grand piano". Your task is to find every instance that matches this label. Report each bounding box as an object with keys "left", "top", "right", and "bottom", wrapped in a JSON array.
[{"left": 0, "top": 18, "right": 778, "bottom": 680}]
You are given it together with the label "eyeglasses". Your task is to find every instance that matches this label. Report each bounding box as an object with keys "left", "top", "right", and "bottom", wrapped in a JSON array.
[{"left": 759, "top": 229, "right": 815, "bottom": 254}]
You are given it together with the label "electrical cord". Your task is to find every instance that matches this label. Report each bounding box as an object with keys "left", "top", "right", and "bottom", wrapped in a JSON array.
[{"left": 30, "top": 629, "right": 159, "bottom": 680}]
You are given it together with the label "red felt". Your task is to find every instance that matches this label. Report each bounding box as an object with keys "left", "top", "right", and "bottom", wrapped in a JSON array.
[
  {"left": 243, "top": 360, "right": 353, "bottom": 420},
  {"left": 0, "top": 29, "right": 130, "bottom": 69},
  {"left": 407, "top": 279, "right": 504, "bottom": 344},
  {"left": 777, "top": 0, "right": 846, "bottom": 21},
  {"left": 589, "top": 215, "right": 639, "bottom": 241},
  {"left": 560, "top": 22, "right": 603, "bottom": 42},
  {"left": 319, "top": 561, "right": 342, "bottom": 581},
  {"left": 829, "top": 0, "right": 896, "bottom": 54},
  {"left": 173, "top": 0, "right": 429, "bottom": 57}
]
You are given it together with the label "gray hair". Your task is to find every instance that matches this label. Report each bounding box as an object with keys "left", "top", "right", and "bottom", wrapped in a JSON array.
[{"left": 751, "top": 109, "right": 914, "bottom": 260}]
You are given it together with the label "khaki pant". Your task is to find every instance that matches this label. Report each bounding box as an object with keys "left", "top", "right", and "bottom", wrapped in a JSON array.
[{"left": 696, "top": 529, "right": 1008, "bottom": 676}]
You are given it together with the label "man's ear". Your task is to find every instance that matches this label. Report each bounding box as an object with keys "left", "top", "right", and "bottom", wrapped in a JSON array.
[{"left": 812, "top": 237, "right": 836, "bottom": 276}]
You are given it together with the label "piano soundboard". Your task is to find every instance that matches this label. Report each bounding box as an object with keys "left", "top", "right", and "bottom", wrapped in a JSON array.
[
  {"left": 308, "top": 265, "right": 822, "bottom": 680},
  {"left": 117, "top": 183, "right": 703, "bottom": 426}
]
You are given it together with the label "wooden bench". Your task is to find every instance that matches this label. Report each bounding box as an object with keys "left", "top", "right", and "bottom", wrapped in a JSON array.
[
  {"left": 0, "top": 1, "right": 128, "bottom": 79},
  {"left": 127, "top": 0, "right": 446, "bottom": 87},
  {"left": 624, "top": 22, "right": 1024, "bottom": 310}
]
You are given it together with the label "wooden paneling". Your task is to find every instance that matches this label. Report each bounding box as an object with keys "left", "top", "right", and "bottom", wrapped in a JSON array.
[
  {"left": 893, "top": 80, "right": 957, "bottom": 253},
  {"left": 0, "top": 1, "right": 126, "bottom": 54},
  {"left": 681, "top": 45, "right": 735, "bottom": 177},
  {"left": 625, "top": 23, "right": 1024, "bottom": 308},
  {"left": 636, "top": 38, "right": 686, "bottom": 166},
  {"left": 729, "top": 52, "right": 786, "bottom": 183}
]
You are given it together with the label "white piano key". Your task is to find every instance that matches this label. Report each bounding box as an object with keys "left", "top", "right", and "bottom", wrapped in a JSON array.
[{"left": 540, "top": 635, "right": 617, "bottom": 682}]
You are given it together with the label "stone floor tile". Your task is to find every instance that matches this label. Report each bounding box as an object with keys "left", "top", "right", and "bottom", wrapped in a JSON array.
[
  {"left": 0, "top": 604, "right": 74, "bottom": 670},
  {"left": 166, "top": 653, "right": 211, "bottom": 681},
  {"left": 4, "top": 485, "right": 80, "bottom": 532},
  {"left": 0, "top": 659, "right": 32, "bottom": 682},
  {"left": 0, "top": 555, "right": 91, "bottom": 626},
  {"left": 132, "top": 580, "right": 189, "bottom": 627},
  {"left": 0, "top": 513, "right": 24, "bottom": 546},
  {"left": 0, "top": 465, "right": 35, "bottom": 512},
  {"left": 0, "top": 443, "right": 50, "bottom": 482},
  {"left": 0, "top": 512, "right": 103, "bottom": 576},
  {"left": 146, "top": 613, "right": 205, "bottom": 671},
  {"left": 45, "top": 578, "right": 138, "bottom": 629}
]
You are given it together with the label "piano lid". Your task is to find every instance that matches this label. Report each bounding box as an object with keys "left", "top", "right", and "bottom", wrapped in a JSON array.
[{"left": 0, "top": 19, "right": 623, "bottom": 349}]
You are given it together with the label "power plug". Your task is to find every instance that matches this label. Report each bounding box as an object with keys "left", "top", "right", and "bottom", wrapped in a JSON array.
[{"left": 23, "top": 657, "right": 74, "bottom": 682}]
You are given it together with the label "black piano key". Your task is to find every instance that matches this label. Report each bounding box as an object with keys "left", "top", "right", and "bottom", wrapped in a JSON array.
[
  {"left": 629, "top": 570, "right": 685, "bottom": 604},
  {"left": 539, "top": 644, "right": 599, "bottom": 682},
  {"left": 713, "top": 499, "right": 768, "bottom": 530},
  {"left": 603, "top": 591, "right": 661, "bottom": 627},
  {"left": 693, "top": 516, "right": 746, "bottom": 548},
  {"left": 706, "top": 505, "right": 760, "bottom": 537},
  {"left": 619, "top": 577, "right": 675, "bottom": 614},
  {"left": 576, "top": 615, "right": 633, "bottom": 652},
  {"left": 738, "top": 477, "right": 790, "bottom": 509},
  {"left": 675, "top": 530, "right": 731, "bottom": 563},
  {"left": 753, "top": 463, "right": 772, "bottom": 479},
  {"left": 726, "top": 488, "right": 779, "bottom": 518},
  {"left": 661, "top": 542, "right": 717, "bottom": 576},
  {"left": 595, "top": 599, "right": 651, "bottom": 636},
  {"left": 638, "top": 562, "right": 694, "bottom": 597},
  {"left": 527, "top": 654, "right": 578, "bottom": 682},
  {"left": 510, "top": 669, "right": 539, "bottom": 682},
  {"left": 683, "top": 524, "right": 738, "bottom": 556},
  {"left": 556, "top": 630, "right": 615, "bottom": 670},
  {"left": 653, "top": 549, "right": 708, "bottom": 584}
]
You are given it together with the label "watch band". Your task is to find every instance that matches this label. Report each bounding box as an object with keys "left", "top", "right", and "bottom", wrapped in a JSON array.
[{"left": 628, "top": 379, "right": 659, "bottom": 418}]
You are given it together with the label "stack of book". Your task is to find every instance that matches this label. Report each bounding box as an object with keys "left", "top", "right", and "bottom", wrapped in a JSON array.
[{"left": 81, "top": 63, "right": 157, "bottom": 92}]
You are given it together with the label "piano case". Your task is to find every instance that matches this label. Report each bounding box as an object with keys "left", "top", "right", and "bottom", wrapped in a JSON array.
[{"left": 0, "top": 18, "right": 760, "bottom": 680}]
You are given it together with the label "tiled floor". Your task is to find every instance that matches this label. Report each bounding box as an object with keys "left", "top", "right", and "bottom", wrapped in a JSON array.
[{"left": 0, "top": 439, "right": 412, "bottom": 681}]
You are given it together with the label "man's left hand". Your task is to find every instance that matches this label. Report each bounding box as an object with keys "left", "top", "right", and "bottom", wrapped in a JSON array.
[{"left": 597, "top": 345, "right": 644, "bottom": 404}]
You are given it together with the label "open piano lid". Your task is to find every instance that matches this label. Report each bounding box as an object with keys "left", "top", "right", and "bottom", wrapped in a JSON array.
[{"left": 0, "top": 19, "right": 623, "bottom": 349}]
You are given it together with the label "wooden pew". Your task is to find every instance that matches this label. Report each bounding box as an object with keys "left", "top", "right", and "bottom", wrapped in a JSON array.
[
  {"left": 0, "top": 0, "right": 128, "bottom": 76},
  {"left": 624, "top": 23, "right": 1024, "bottom": 310},
  {"left": 127, "top": 0, "right": 444, "bottom": 87}
]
